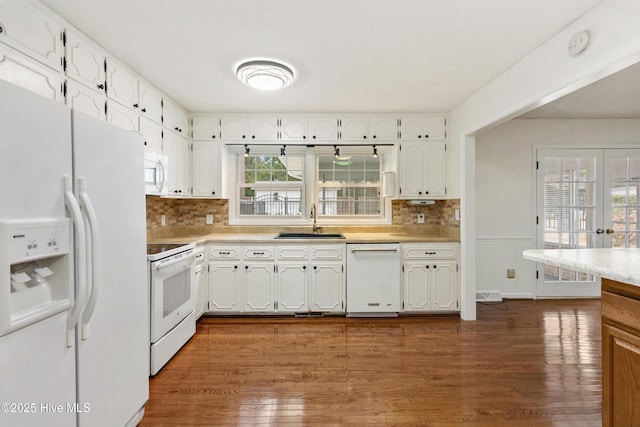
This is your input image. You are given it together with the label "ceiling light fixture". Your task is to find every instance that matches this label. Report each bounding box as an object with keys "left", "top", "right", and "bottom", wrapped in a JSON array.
[
  {"left": 236, "top": 60, "right": 294, "bottom": 91},
  {"left": 372, "top": 145, "right": 378, "bottom": 158},
  {"left": 280, "top": 145, "right": 286, "bottom": 156},
  {"left": 244, "top": 144, "right": 250, "bottom": 157}
]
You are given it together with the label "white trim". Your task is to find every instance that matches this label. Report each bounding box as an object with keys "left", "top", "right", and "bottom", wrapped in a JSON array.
[{"left": 500, "top": 293, "right": 535, "bottom": 299}]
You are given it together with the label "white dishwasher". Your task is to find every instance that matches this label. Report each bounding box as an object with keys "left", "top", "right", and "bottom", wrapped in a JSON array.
[{"left": 346, "top": 243, "right": 401, "bottom": 317}]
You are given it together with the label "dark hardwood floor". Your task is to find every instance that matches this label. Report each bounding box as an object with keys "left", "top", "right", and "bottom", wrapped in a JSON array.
[{"left": 140, "top": 300, "right": 602, "bottom": 426}]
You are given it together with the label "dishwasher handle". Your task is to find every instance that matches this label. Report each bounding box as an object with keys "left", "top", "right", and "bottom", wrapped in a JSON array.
[{"left": 350, "top": 247, "right": 398, "bottom": 253}]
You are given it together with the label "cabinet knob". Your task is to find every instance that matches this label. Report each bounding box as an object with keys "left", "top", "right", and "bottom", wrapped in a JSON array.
[
  {"left": 426, "top": 265, "right": 430, "bottom": 269},
  {"left": 312, "top": 135, "right": 317, "bottom": 139},
  {"left": 418, "top": 135, "right": 422, "bottom": 139},
  {"left": 418, "top": 191, "right": 422, "bottom": 195},
  {"left": 424, "top": 134, "right": 429, "bottom": 139},
  {"left": 251, "top": 135, "right": 256, "bottom": 139},
  {"left": 303, "top": 135, "right": 307, "bottom": 139},
  {"left": 0, "top": 25, "right": 4, "bottom": 34},
  {"left": 313, "top": 266, "right": 317, "bottom": 270},
  {"left": 242, "top": 135, "right": 246, "bottom": 139},
  {"left": 133, "top": 103, "right": 139, "bottom": 108},
  {"left": 97, "top": 83, "right": 105, "bottom": 90},
  {"left": 433, "top": 265, "right": 437, "bottom": 269},
  {"left": 372, "top": 135, "right": 377, "bottom": 139},
  {"left": 175, "top": 127, "right": 179, "bottom": 131},
  {"left": 363, "top": 135, "right": 367, "bottom": 139},
  {"left": 141, "top": 108, "right": 147, "bottom": 113},
  {"left": 211, "top": 191, "right": 216, "bottom": 195},
  {"left": 212, "top": 135, "right": 216, "bottom": 139},
  {"left": 303, "top": 266, "right": 307, "bottom": 270},
  {"left": 425, "top": 191, "right": 429, "bottom": 195},
  {"left": 245, "top": 265, "right": 249, "bottom": 270},
  {"left": 234, "top": 265, "right": 238, "bottom": 270}
]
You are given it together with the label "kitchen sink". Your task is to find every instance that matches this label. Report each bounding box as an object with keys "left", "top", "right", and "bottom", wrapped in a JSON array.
[{"left": 274, "top": 232, "right": 345, "bottom": 239}]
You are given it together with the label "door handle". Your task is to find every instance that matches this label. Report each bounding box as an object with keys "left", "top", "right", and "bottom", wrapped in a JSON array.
[
  {"left": 606, "top": 229, "right": 615, "bottom": 234},
  {"left": 78, "top": 177, "right": 100, "bottom": 340},
  {"left": 595, "top": 228, "right": 604, "bottom": 234}
]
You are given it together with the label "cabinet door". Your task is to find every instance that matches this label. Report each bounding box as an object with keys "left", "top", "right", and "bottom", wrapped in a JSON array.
[
  {"left": 192, "top": 117, "right": 220, "bottom": 140},
  {"left": 209, "top": 263, "right": 241, "bottom": 312},
  {"left": 403, "top": 263, "right": 430, "bottom": 311},
  {"left": 400, "top": 117, "right": 424, "bottom": 140},
  {"left": 65, "top": 31, "right": 106, "bottom": 94},
  {"left": 140, "top": 116, "right": 162, "bottom": 154},
  {"left": 0, "top": 44, "right": 63, "bottom": 102},
  {"left": 163, "top": 132, "right": 189, "bottom": 195},
  {"left": 424, "top": 142, "right": 446, "bottom": 196},
  {"left": 602, "top": 324, "right": 640, "bottom": 426},
  {"left": 243, "top": 263, "right": 275, "bottom": 312},
  {"left": 310, "top": 263, "right": 344, "bottom": 313},
  {"left": 66, "top": 79, "right": 105, "bottom": 120},
  {"left": 398, "top": 141, "right": 424, "bottom": 197},
  {"left": 138, "top": 80, "right": 162, "bottom": 124},
  {"left": 163, "top": 97, "right": 188, "bottom": 136},
  {"left": 369, "top": 117, "right": 398, "bottom": 141},
  {"left": 308, "top": 117, "right": 338, "bottom": 142},
  {"left": 277, "top": 263, "right": 309, "bottom": 313},
  {"left": 0, "top": 1, "right": 63, "bottom": 71},
  {"left": 280, "top": 117, "right": 307, "bottom": 141},
  {"left": 192, "top": 140, "right": 220, "bottom": 197},
  {"left": 106, "top": 59, "right": 138, "bottom": 109},
  {"left": 220, "top": 117, "right": 248, "bottom": 140},
  {"left": 250, "top": 118, "right": 278, "bottom": 141},
  {"left": 340, "top": 116, "right": 368, "bottom": 141},
  {"left": 431, "top": 262, "right": 458, "bottom": 311},
  {"left": 107, "top": 100, "right": 138, "bottom": 132},
  {"left": 422, "top": 117, "right": 446, "bottom": 140}
]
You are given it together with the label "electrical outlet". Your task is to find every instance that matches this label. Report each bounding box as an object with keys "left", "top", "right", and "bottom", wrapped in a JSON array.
[
  {"left": 206, "top": 214, "right": 213, "bottom": 225},
  {"left": 161, "top": 214, "right": 166, "bottom": 226},
  {"left": 417, "top": 213, "right": 425, "bottom": 224},
  {"left": 455, "top": 209, "right": 460, "bottom": 221},
  {"left": 507, "top": 269, "right": 516, "bottom": 279}
]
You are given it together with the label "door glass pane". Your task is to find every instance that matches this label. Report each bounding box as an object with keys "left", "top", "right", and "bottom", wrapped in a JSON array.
[{"left": 608, "top": 154, "right": 640, "bottom": 248}]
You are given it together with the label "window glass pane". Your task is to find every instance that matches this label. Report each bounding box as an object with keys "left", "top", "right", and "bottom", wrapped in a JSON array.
[
  {"left": 239, "top": 187, "right": 302, "bottom": 216},
  {"left": 317, "top": 187, "right": 380, "bottom": 216},
  {"left": 610, "top": 157, "right": 627, "bottom": 181}
]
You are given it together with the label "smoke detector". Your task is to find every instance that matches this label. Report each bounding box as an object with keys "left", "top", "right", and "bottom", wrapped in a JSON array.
[{"left": 568, "top": 30, "right": 590, "bottom": 56}]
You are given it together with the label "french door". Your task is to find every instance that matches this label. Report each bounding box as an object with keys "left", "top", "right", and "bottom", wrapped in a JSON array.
[{"left": 536, "top": 148, "right": 640, "bottom": 297}]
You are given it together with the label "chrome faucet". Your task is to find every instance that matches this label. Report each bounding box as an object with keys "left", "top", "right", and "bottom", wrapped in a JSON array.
[{"left": 310, "top": 203, "right": 321, "bottom": 234}]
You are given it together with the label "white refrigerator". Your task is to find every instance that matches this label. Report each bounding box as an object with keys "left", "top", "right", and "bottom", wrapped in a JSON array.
[{"left": 0, "top": 80, "right": 148, "bottom": 426}]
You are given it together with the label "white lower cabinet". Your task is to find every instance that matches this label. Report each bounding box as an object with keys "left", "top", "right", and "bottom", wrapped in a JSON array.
[
  {"left": 194, "top": 247, "right": 207, "bottom": 319},
  {"left": 401, "top": 243, "right": 459, "bottom": 312},
  {"left": 207, "top": 243, "right": 345, "bottom": 315}
]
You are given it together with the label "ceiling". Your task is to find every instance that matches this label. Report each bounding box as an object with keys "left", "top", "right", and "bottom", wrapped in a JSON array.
[{"left": 40, "top": 0, "right": 604, "bottom": 114}]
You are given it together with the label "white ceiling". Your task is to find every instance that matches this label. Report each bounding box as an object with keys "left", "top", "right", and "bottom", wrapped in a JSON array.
[{"left": 40, "top": 0, "right": 604, "bottom": 114}]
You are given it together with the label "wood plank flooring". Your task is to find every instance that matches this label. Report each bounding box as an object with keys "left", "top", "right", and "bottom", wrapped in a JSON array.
[{"left": 140, "top": 300, "right": 602, "bottom": 426}]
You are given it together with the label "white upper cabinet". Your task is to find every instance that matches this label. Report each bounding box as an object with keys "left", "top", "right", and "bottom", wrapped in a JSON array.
[
  {"left": 339, "top": 116, "right": 368, "bottom": 141},
  {"left": 220, "top": 117, "right": 248, "bottom": 140},
  {"left": 280, "top": 117, "right": 308, "bottom": 141},
  {"left": 138, "top": 80, "right": 163, "bottom": 124},
  {"left": 106, "top": 99, "right": 138, "bottom": 132},
  {"left": 0, "top": 1, "right": 63, "bottom": 71},
  {"left": 250, "top": 118, "right": 278, "bottom": 141},
  {"left": 0, "top": 44, "right": 63, "bottom": 102},
  {"left": 308, "top": 117, "right": 338, "bottom": 142},
  {"left": 163, "top": 97, "right": 189, "bottom": 136},
  {"left": 139, "top": 116, "right": 162, "bottom": 154},
  {"left": 400, "top": 117, "right": 445, "bottom": 140},
  {"left": 64, "top": 30, "right": 106, "bottom": 94},
  {"left": 368, "top": 116, "right": 398, "bottom": 140},
  {"left": 163, "top": 131, "right": 189, "bottom": 195},
  {"left": 65, "top": 79, "right": 105, "bottom": 121},
  {"left": 106, "top": 58, "right": 138, "bottom": 110},
  {"left": 192, "top": 116, "right": 220, "bottom": 140},
  {"left": 192, "top": 140, "right": 221, "bottom": 197},
  {"left": 398, "top": 141, "right": 446, "bottom": 198}
]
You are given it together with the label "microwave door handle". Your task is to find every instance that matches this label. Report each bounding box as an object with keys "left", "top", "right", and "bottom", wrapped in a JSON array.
[
  {"left": 78, "top": 177, "right": 100, "bottom": 340},
  {"left": 63, "top": 175, "right": 87, "bottom": 347},
  {"left": 158, "top": 160, "right": 166, "bottom": 192}
]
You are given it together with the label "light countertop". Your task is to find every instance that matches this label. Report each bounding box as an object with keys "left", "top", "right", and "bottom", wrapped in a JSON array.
[
  {"left": 523, "top": 248, "right": 640, "bottom": 287},
  {"left": 148, "top": 231, "right": 459, "bottom": 246}
]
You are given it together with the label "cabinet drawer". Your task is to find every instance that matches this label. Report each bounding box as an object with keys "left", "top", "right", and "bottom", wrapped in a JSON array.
[
  {"left": 244, "top": 247, "right": 274, "bottom": 260},
  {"left": 403, "top": 246, "right": 457, "bottom": 259},
  {"left": 310, "top": 245, "right": 344, "bottom": 260},
  {"left": 209, "top": 247, "right": 241, "bottom": 260},
  {"left": 602, "top": 291, "right": 640, "bottom": 332},
  {"left": 277, "top": 246, "right": 308, "bottom": 260}
]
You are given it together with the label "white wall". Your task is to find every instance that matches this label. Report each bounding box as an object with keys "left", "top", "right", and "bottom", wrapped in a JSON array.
[
  {"left": 475, "top": 119, "right": 640, "bottom": 298},
  {"left": 447, "top": 0, "right": 640, "bottom": 319}
]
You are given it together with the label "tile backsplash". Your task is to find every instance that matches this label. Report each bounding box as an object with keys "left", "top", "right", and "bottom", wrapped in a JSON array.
[{"left": 146, "top": 197, "right": 460, "bottom": 230}]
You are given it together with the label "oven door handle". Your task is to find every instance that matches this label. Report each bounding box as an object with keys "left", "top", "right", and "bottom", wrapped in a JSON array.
[
  {"left": 63, "top": 175, "right": 87, "bottom": 347},
  {"left": 78, "top": 177, "right": 100, "bottom": 340},
  {"left": 152, "top": 253, "right": 195, "bottom": 271}
]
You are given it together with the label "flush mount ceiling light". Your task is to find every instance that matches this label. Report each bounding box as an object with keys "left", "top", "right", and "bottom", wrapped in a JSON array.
[{"left": 236, "top": 60, "right": 294, "bottom": 91}]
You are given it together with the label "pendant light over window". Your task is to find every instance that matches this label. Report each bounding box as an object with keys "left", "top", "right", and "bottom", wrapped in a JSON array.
[
  {"left": 244, "top": 144, "right": 250, "bottom": 157},
  {"left": 236, "top": 60, "right": 294, "bottom": 91}
]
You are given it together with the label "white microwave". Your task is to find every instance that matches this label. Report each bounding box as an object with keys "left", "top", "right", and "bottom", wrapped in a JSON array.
[{"left": 144, "top": 152, "right": 168, "bottom": 196}]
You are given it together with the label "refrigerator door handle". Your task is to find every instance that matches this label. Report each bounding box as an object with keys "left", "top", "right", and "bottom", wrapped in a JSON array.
[
  {"left": 78, "top": 177, "right": 100, "bottom": 340},
  {"left": 63, "top": 175, "right": 87, "bottom": 347}
]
